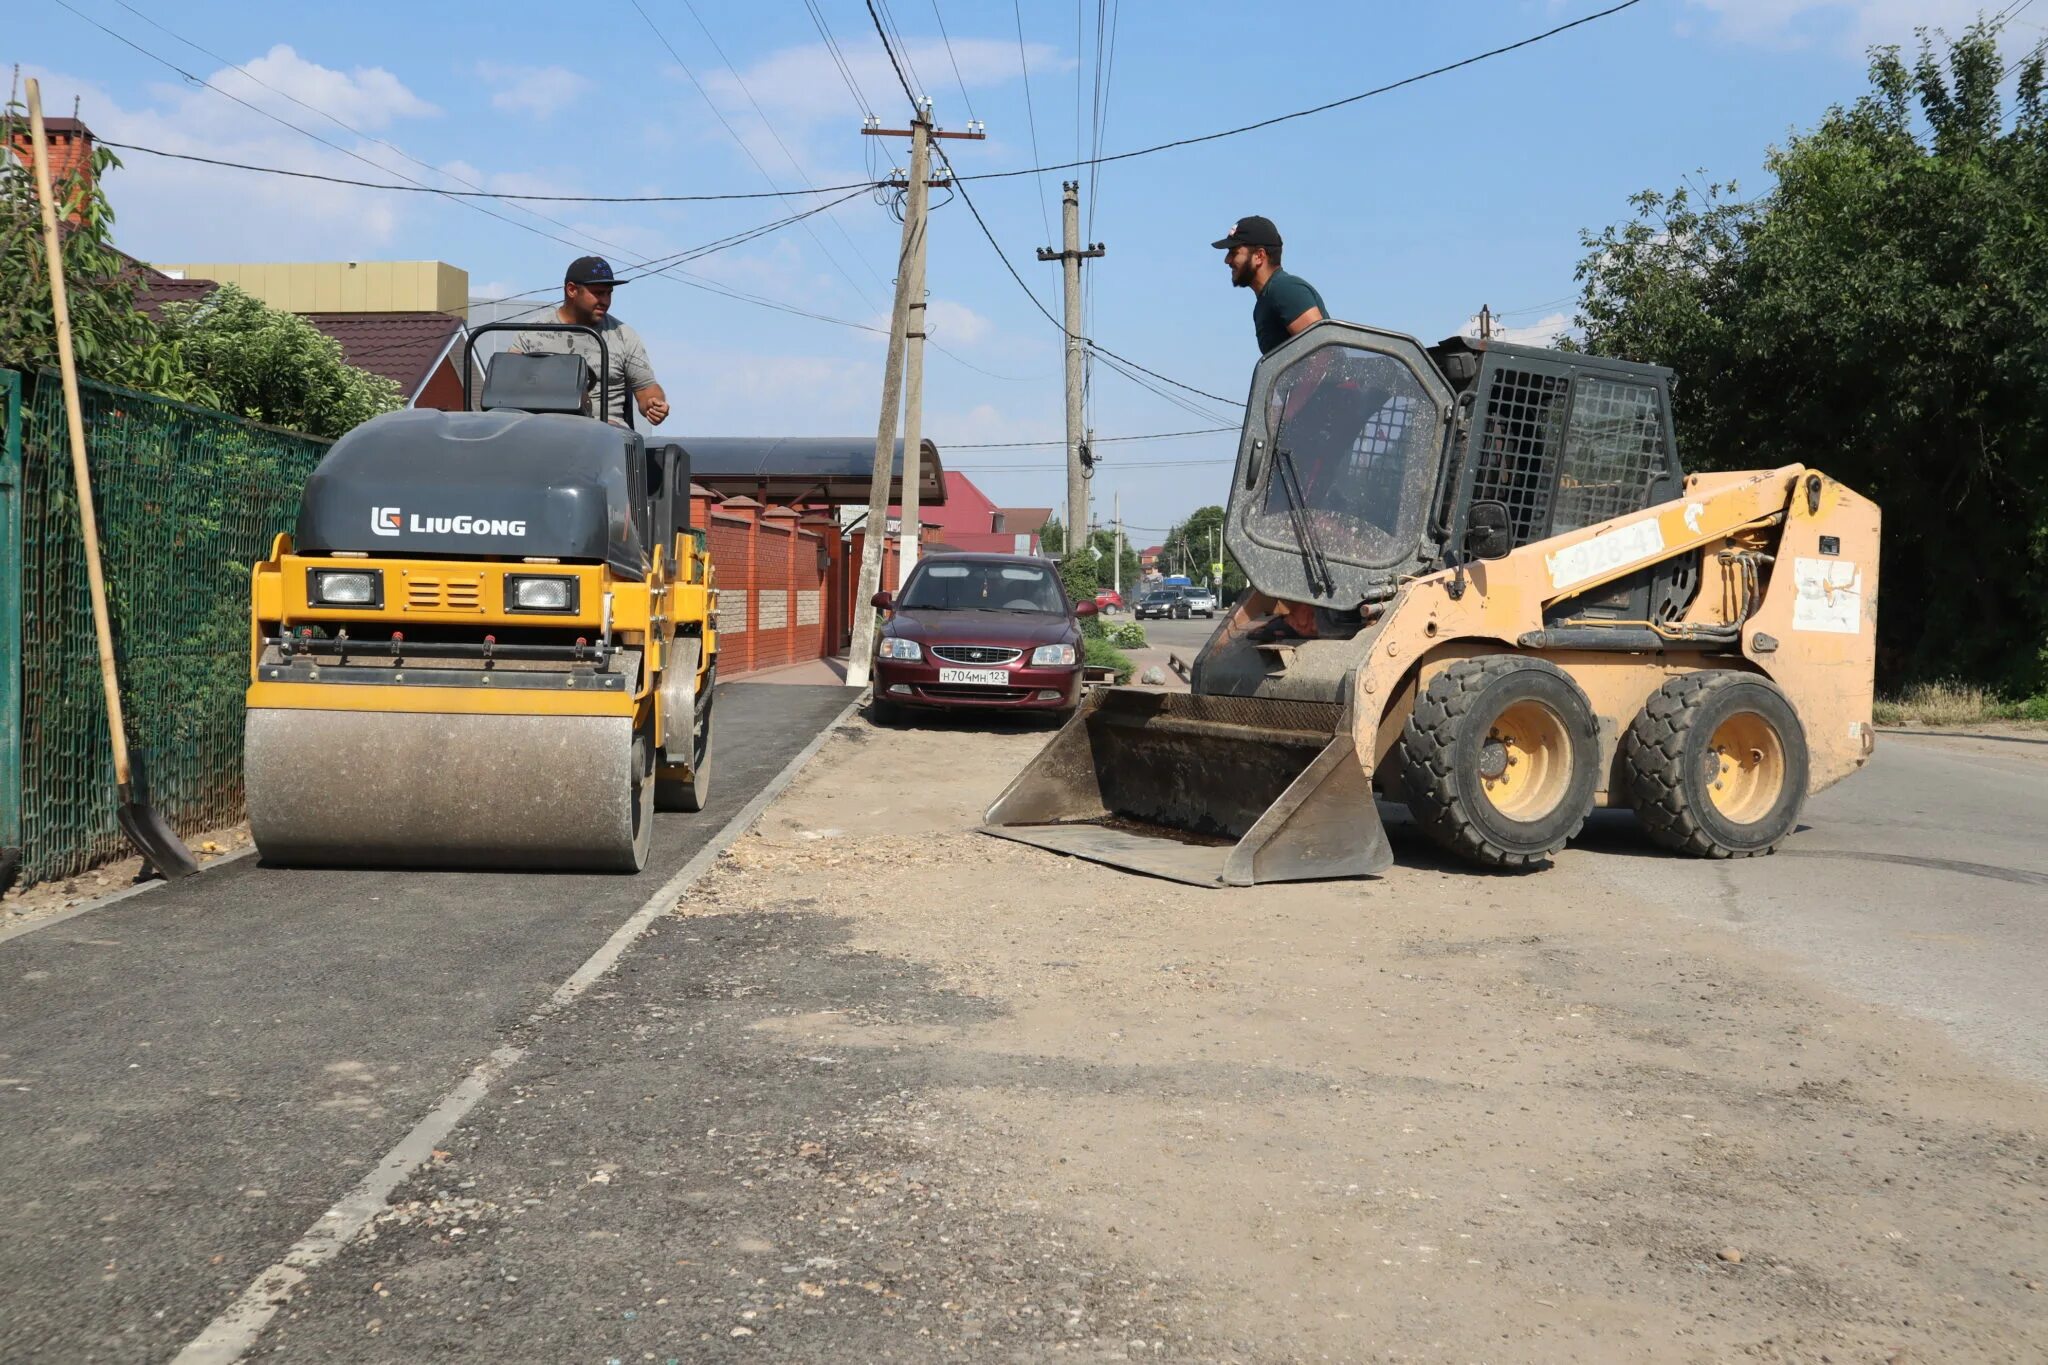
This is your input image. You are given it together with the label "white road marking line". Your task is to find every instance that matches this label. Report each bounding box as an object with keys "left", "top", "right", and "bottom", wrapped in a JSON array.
[{"left": 171, "top": 696, "right": 862, "bottom": 1365}]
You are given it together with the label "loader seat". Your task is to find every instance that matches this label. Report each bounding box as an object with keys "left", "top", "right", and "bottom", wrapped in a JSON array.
[{"left": 480, "top": 351, "right": 595, "bottom": 416}]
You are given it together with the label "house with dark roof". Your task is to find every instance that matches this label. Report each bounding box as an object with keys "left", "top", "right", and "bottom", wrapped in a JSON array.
[
  {"left": 888, "top": 473, "right": 1050, "bottom": 556},
  {"left": 7, "top": 118, "right": 473, "bottom": 408}
]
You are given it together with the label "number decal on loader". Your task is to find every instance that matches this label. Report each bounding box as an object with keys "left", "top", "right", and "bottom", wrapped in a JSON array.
[{"left": 1546, "top": 519, "right": 1665, "bottom": 592}]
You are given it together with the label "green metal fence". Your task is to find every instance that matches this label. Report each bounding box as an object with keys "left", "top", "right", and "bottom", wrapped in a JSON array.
[
  {"left": 2, "top": 371, "right": 22, "bottom": 884},
  {"left": 7, "top": 369, "right": 329, "bottom": 884}
]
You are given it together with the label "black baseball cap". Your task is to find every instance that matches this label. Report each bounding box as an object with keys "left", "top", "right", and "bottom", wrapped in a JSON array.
[
  {"left": 1212, "top": 215, "right": 1282, "bottom": 250},
  {"left": 565, "top": 255, "right": 627, "bottom": 287}
]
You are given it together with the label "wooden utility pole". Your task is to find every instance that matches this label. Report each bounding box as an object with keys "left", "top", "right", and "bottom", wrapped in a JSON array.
[
  {"left": 1038, "top": 182, "right": 1104, "bottom": 548},
  {"left": 894, "top": 189, "right": 929, "bottom": 587},
  {"left": 847, "top": 106, "right": 983, "bottom": 689},
  {"left": 1112, "top": 489, "right": 1122, "bottom": 599}
]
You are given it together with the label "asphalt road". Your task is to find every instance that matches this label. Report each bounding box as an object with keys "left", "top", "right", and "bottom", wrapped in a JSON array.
[
  {"left": 1586, "top": 726, "right": 2048, "bottom": 1084},
  {"left": 0, "top": 682, "right": 855, "bottom": 1365}
]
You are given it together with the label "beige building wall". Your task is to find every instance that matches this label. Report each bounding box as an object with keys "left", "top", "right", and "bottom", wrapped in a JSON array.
[{"left": 153, "top": 261, "right": 468, "bottom": 314}]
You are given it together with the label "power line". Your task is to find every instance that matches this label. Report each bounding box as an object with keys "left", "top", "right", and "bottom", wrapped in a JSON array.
[
  {"left": 929, "top": 0, "right": 978, "bottom": 123},
  {"left": 1010, "top": 0, "right": 1057, "bottom": 288},
  {"left": 947, "top": 456, "right": 1233, "bottom": 473},
  {"left": 1088, "top": 341, "right": 1241, "bottom": 408},
  {"left": 961, "top": 0, "right": 1647, "bottom": 185},
  {"left": 803, "top": 0, "right": 877, "bottom": 119},
  {"left": 947, "top": 426, "right": 1235, "bottom": 449},
  {"left": 91, "top": 2, "right": 1645, "bottom": 208},
  {"left": 629, "top": 0, "right": 888, "bottom": 313},
  {"left": 90, "top": 141, "right": 882, "bottom": 201},
  {"left": 865, "top": 0, "right": 921, "bottom": 108}
]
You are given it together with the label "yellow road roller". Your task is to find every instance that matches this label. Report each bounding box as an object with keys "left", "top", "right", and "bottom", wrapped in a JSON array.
[
  {"left": 244, "top": 324, "right": 716, "bottom": 871},
  {"left": 985, "top": 321, "right": 1880, "bottom": 885}
]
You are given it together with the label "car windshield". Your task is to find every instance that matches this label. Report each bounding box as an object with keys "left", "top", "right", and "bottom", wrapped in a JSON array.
[
  {"left": 898, "top": 561, "right": 1066, "bottom": 613},
  {"left": 1250, "top": 342, "right": 1442, "bottom": 568}
]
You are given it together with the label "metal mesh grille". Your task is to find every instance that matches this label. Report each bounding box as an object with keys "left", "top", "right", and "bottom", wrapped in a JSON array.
[
  {"left": 1472, "top": 367, "right": 1571, "bottom": 546},
  {"left": 16, "top": 371, "right": 329, "bottom": 882},
  {"left": 1552, "top": 376, "right": 1670, "bottom": 532}
]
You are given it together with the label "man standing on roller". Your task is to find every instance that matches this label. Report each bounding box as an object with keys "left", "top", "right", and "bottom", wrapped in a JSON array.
[{"left": 513, "top": 256, "right": 670, "bottom": 427}]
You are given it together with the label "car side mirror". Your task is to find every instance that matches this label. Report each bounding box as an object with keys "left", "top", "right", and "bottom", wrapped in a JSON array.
[
  {"left": 871, "top": 590, "right": 893, "bottom": 610},
  {"left": 1464, "top": 501, "right": 1513, "bottom": 561},
  {"left": 1073, "top": 599, "right": 1098, "bottom": 617}
]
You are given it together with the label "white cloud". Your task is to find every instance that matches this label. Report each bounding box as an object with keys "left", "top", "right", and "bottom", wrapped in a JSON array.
[
  {"left": 1686, "top": 0, "right": 2033, "bottom": 54},
  {"left": 477, "top": 62, "right": 591, "bottom": 119},
  {"left": 1458, "top": 311, "right": 1577, "bottom": 348},
  {"left": 186, "top": 45, "right": 438, "bottom": 134},
  {"left": 925, "top": 298, "right": 993, "bottom": 346}
]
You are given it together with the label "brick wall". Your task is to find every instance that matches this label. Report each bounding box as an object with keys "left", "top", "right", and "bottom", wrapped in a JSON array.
[{"left": 692, "top": 488, "right": 871, "bottom": 679}]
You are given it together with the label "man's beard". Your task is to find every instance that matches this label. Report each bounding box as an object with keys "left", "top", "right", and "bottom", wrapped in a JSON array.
[{"left": 1230, "top": 259, "right": 1256, "bottom": 288}]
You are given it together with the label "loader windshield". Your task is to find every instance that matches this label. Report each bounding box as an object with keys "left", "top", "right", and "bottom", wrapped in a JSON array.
[{"left": 1250, "top": 343, "right": 1440, "bottom": 571}]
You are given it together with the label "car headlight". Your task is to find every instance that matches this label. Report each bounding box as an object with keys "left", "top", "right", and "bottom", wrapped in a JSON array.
[
  {"left": 1031, "top": 643, "right": 1077, "bottom": 666},
  {"left": 506, "top": 574, "right": 579, "bottom": 613},
  {"left": 878, "top": 637, "right": 922, "bottom": 661},
  {"left": 308, "top": 568, "right": 382, "bottom": 607}
]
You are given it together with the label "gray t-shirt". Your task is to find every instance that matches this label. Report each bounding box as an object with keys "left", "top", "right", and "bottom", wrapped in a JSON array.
[{"left": 511, "top": 313, "right": 656, "bottom": 425}]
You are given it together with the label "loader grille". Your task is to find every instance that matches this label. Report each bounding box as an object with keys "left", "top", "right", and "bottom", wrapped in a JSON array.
[{"left": 1472, "top": 366, "right": 1571, "bottom": 546}]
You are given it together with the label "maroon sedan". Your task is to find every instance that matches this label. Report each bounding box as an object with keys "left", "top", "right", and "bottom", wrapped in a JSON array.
[{"left": 870, "top": 553, "right": 1096, "bottom": 720}]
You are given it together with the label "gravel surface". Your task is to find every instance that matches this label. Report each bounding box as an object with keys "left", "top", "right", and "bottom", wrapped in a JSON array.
[{"left": 246, "top": 706, "right": 2048, "bottom": 1362}]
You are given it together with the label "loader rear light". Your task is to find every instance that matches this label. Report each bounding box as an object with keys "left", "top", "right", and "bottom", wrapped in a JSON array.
[
  {"left": 308, "top": 568, "right": 383, "bottom": 607},
  {"left": 506, "top": 574, "right": 579, "bottom": 613}
]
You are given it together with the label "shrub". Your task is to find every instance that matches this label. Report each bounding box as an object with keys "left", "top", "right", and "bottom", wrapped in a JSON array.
[
  {"left": 1110, "top": 621, "right": 1147, "bottom": 649},
  {"left": 1084, "top": 635, "right": 1134, "bottom": 683}
]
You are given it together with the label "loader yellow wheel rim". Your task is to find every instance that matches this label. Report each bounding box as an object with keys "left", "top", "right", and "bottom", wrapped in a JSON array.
[
  {"left": 1477, "top": 700, "right": 1573, "bottom": 823},
  {"left": 1704, "top": 711, "right": 1786, "bottom": 826}
]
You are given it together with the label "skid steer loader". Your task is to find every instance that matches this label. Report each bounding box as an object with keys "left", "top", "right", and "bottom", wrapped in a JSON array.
[
  {"left": 984, "top": 322, "right": 1879, "bottom": 885},
  {"left": 242, "top": 324, "right": 716, "bottom": 872}
]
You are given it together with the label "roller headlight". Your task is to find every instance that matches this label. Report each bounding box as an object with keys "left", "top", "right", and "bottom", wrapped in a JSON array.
[
  {"left": 308, "top": 568, "right": 382, "bottom": 607},
  {"left": 1031, "top": 643, "right": 1077, "bottom": 666},
  {"left": 506, "top": 574, "right": 578, "bottom": 613},
  {"left": 878, "top": 637, "right": 922, "bottom": 661}
]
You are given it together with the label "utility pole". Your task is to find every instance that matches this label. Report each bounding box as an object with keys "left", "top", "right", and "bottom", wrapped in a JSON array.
[
  {"left": 895, "top": 172, "right": 929, "bottom": 588},
  {"left": 1038, "top": 182, "right": 1104, "bottom": 549},
  {"left": 1112, "top": 490, "right": 1123, "bottom": 600},
  {"left": 847, "top": 106, "right": 984, "bottom": 689}
]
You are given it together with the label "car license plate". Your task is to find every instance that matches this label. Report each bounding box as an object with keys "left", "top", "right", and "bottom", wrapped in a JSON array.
[{"left": 937, "top": 667, "right": 1009, "bottom": 686}]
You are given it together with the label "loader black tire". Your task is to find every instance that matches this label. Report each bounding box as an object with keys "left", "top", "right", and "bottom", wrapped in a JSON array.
[
  {"left": 1621, "top": 671, "right": 1808, "bottom": 859},
  {"left": 1398, "top": 655, "right": 1600, "bottom": 870}
]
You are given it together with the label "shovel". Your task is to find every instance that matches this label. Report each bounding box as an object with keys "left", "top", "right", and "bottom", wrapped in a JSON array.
[{"left": 27, "top": 81, "right": 197, "bottom": 881}]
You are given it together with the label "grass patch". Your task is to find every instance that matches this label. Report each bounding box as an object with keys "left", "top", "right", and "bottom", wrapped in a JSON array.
[{"left": 1873, "top": 680, "right": 2048, "bottom": 727}]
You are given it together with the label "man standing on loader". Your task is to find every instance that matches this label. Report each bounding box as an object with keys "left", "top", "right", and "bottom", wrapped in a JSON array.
[
  {"left": 513, "top": 256, "right": 671, "bottom": 427},
  {"left": 1214, "top": 215, "right": 1326, "bottom": 354}
]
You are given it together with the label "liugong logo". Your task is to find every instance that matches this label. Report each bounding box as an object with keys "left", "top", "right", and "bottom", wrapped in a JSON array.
[{"left": 370, "top": 506, "right": 526, "bottom": 537}]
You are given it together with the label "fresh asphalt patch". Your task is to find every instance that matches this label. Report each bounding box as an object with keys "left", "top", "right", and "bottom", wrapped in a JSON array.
[
  {"left": 0, "top": 684, "right": 854, "bottom": 1365},
  {"left": 242, "top": 906, "right": 1215, "bottom": 1362}
]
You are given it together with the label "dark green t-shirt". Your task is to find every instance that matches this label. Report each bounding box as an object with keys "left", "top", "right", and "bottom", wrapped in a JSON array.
[{"left": 1252, "top": 269, "right": 1327, "bottom": 353}]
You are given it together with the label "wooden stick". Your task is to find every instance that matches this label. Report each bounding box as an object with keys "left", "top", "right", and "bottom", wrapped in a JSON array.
[{"left": 27, "top": 79, "right": 136, "bottom": 794}]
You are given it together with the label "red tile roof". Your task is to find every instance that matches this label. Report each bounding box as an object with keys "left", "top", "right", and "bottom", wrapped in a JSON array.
[
  {"left": 299, "top": 312, "right": 464, "bottom": 398},
  {"left": 1000, "top": 506, "right": 1052, "bottom": 534}
]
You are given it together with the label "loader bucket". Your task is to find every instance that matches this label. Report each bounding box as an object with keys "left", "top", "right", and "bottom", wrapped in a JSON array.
[{"left": 980, "top": 688, "right": 1391, "bottom": 887}]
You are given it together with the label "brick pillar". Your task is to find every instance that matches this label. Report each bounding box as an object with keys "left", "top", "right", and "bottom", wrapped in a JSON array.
[
  {"left": 721, "top": 496, "right": 761, "bottom": 675},
  {"left": 800, "top": 513, "right": 839, "bottom": 660}
]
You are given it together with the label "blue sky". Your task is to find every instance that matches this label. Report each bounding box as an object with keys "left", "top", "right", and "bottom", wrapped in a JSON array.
[{"left": 12, "top": 0, "right": 2035, "bottom": 543}]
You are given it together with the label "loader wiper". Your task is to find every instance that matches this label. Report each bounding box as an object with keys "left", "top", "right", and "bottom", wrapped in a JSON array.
[{"left": 1274, "top": 447, "right": 1334, "bottom": 598}]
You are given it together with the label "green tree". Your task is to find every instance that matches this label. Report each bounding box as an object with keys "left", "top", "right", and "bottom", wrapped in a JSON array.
[
  {"left": 0, "top": 119, "right": 210, "bottom": 401},
  {"left": 1163, "top": 504, "right": 1246, "bottom": 592},
  {"left": 1572, "top": 23, "right": 2048, "bottom": 694},
  {"left": 157, "top": 285, "right": 402, "bottom": 439}
]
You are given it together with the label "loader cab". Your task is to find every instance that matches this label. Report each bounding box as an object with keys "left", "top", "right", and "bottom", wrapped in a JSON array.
[
  {"left": 1225, "top": 321, "right": 1688, "bottom": 622},
  {"left": 1226, "top": 322, "right": 1458, "bottom": 608}
]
